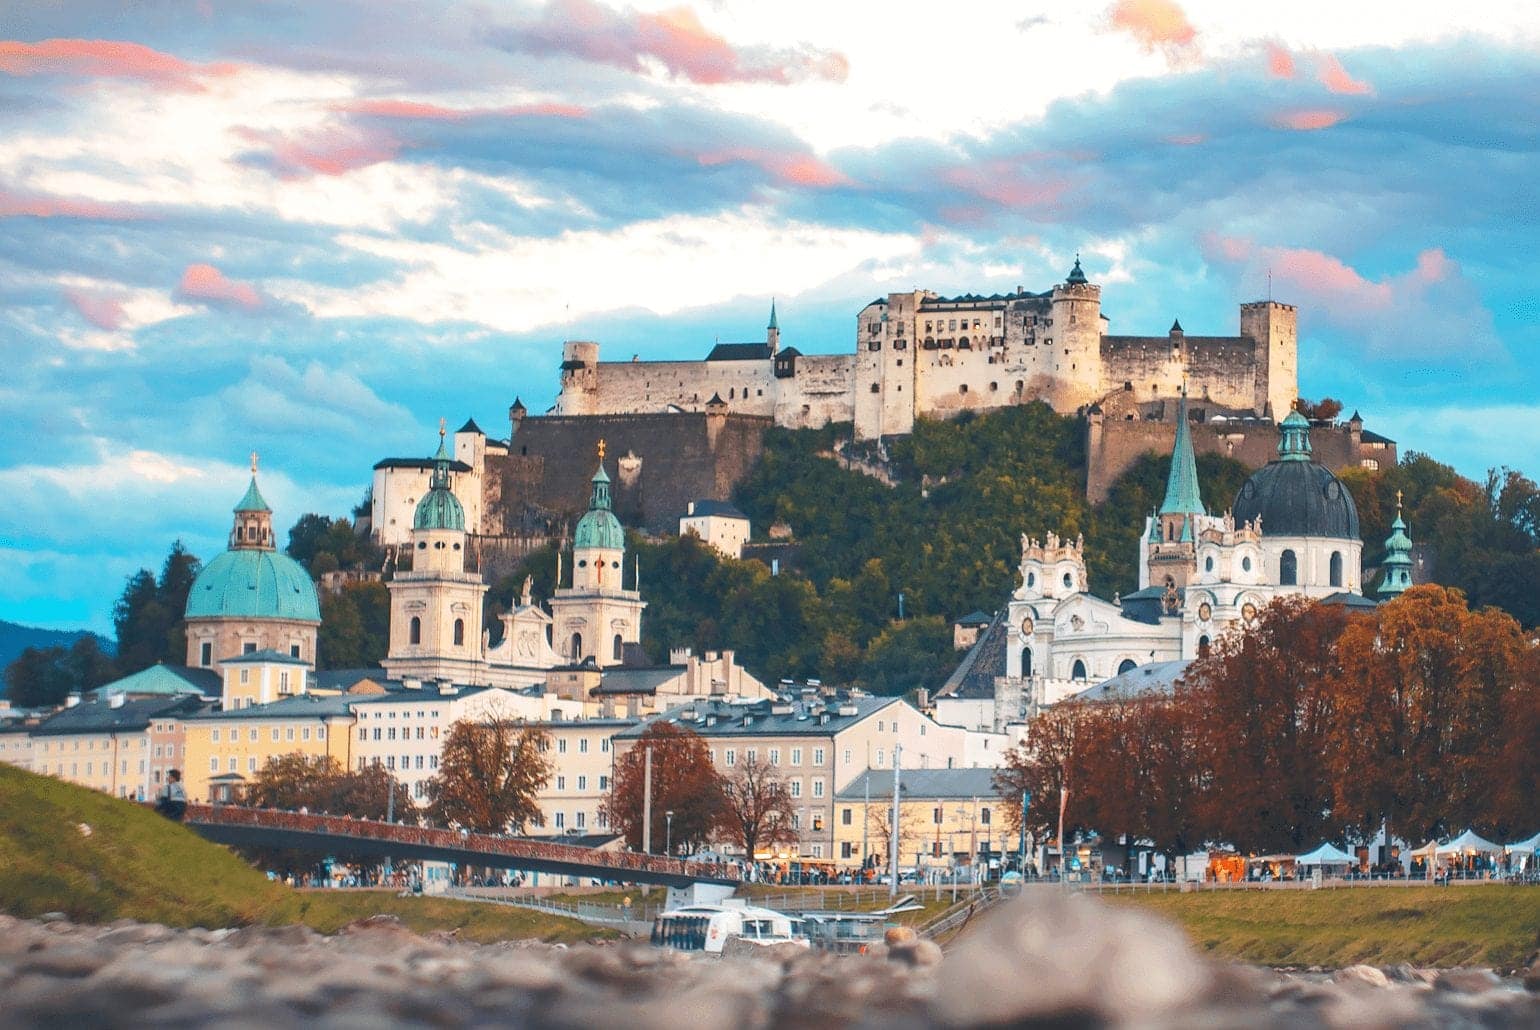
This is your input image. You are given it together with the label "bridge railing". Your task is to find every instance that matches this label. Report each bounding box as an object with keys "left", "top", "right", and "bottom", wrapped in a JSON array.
[{"left": 183, "top": 804, "right": 738, "bottom": 883}]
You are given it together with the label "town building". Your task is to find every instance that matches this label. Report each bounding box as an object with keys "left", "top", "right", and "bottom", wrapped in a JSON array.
[
  {"left": 27, "top": 694, "right": 209, "bottom": 800},
  {"left": 614, "top": 695, "right": 968, "bottom": 861},
  {"left": 680, "top": 499, "right": 751, "bottom": 559},
  {"left": 183, "top": 458, "right": 322, "bottom": 672},
  {"left": 529, "top": 716, "right": 635, "bottom": 837},
  {"left": 833, "top": 768, "right": 1009, "bottom": 873},
  {"left": 182, "top": 693, "right": 355, "bottom": 803}
]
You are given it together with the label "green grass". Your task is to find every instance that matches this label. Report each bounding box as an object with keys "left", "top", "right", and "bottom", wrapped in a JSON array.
[
  {"left": 1109, "top": 886, "right": 1540, "bottom": 970},
  {"left": 0, "top": 764, "right": 614, "bottom": 944}
]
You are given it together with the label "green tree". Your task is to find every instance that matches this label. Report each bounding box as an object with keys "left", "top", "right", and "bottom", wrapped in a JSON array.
[
  {"left": 286, "top": 514, "right": 380, "bottom": 576},
  {"left": 317, "top": 581, "right": 390, "bottom": 669},
  {"left": 3, "top": 646, "right": 75, "bottom": 708},
  {"left": 112, "top": 541, "right": 199, "bottom": 675}
]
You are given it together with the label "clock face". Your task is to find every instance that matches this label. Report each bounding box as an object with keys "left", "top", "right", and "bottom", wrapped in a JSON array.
[
  {"left": 1198, "top": 602, "right": 1212, "bottom": 622},
  {"left": 1020, "top": 618, "right": 1034, "bottom": 636},
  {"left": 1242, "top": 602, "right": 1258, "bottom": 623}
]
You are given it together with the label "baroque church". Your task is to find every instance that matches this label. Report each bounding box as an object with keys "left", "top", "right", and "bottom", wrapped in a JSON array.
[
  {"left": 949, "top": 397, "right": 1413, "bottom": 723},
  {"left": 381, "top": 425, "right": 645, "bottom": 688}
]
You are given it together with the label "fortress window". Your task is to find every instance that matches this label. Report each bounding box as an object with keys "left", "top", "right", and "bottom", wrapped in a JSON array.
[
  {"left": 959, "top": 384, "right": 968, "bottom": 394},
  {"left": 1280, "top": 549, "right": 1298, "bottom": 586},
  {"left": 757, "top": 389, "right": 762, "bottom": 396},
  {"left": 895, "top": 339, "right": 906, "bottom": 349},
  {"left": 409, "top": 617, "right": 421, "bottom": 645},
  {"left": 729, "top": 388, "right": 734, "bottom": 399},
  {"left": 1015, "top": 380, "right": 1023, "bottom": 392},
  {"left": 989, "top": 382, "right": 998, "bottom": 392},
  {"left": 1124, "top": 381, "right": 1133, "bottom": 391},
  {"left": 868, "top": 341, "right": 881, "bottom": 351},
  {"left": 1330, "top": 552, "right": 1344, "bottom": 588},
  {"left": 870, "top": 384, "right": 880, "bottom": 393},
  {"left": 897, "top": 359, "right": 903, "bottom": 367}
]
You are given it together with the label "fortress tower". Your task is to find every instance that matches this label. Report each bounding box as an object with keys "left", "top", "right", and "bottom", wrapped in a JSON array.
[
  {"left": 555, "top": 341, "right": 601, "bottom": 416},
  {"left": 1047, "top": 257, "right": 1105, "bottom": 410},
  {"left": 1240, "top": 300, "right": 1298, "bottom": 418}
]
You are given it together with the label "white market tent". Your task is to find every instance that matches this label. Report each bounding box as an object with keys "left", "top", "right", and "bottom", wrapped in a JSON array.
[
  {"left": 1435, "top": 829, "right": 1503, "bottom": 856},
  {"left": 1295, "top": 843, "right": 1355, "bottom": 866},
  {"left": 1504, "top": 832, "right": 1540, "bottom": 855}
]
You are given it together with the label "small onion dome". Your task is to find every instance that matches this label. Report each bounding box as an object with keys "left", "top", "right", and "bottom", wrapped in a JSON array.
[
  {"left": 574, "top": 460, "right": 624, "bottom": 551},
  {"left": 414, "top": 423, "right": 465, "bottom": 531}
]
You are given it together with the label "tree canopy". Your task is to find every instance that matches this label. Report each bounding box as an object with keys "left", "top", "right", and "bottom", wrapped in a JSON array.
[
  {"left": 112, "top": 541, "right": 200, "bottom": 676},
  {"left": 603, "top": 722, "right": 724, "bottom": 852},
  {"left": 425, "top": 712, "right": 551, "bottom": 834}
]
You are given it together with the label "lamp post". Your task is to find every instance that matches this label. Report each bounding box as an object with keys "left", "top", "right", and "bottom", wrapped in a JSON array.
[{"left": 666, "top": 810, "right": 674, "bottom": 857}]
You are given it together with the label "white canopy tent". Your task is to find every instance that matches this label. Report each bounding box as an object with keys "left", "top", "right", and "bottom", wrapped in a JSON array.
[
  {"left": 1295, "top": 843, "right": 1355, "bottom": 866},
  {"left": 1435, "top": 829, "right": 1503, "bottom": 856},
  {"left": 1504, "top": 832, "right": 1540, "bottom": 855}
]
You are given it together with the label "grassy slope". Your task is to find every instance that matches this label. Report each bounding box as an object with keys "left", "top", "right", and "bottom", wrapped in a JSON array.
[
  {"left": 0, "top": 765, "right": 612, "bottom": 943},
  {"left": 1111, "top": 887, "right": 1540, "bottom": 970}
]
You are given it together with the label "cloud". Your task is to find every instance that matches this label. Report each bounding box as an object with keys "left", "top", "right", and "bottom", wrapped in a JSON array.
[
  {"left": 235, "top": 123, "right": 402, "bottom": 179},
  {"left": 176, "top": 263, "right": 263, "bottom": 310},
  {"left": 500, "top": 0, "right": 849, "bottom": 85},
  {"left": 337, "top": 98, "right": 589, "bottom": 121},
  {"left": 63, "top": 288, "right": 126, "bottom": 330},
  {"left": 1272, "top": 108, "right": 1346, "bottom": 131},
  {"left": 1317, "top": 53, "right": 1372, "bottom": 95},
  {"left": 0, "top": 38, "right": 238, "bottom": 91},
  {"left": 0, "top": 187, "right": 146, "bottom": 220},
  {"left": 1202, "top": 235, "right": 1500, "bottom": 362},
  {"left": 1265, "top": 42, "right": 1295, "bottom": 79},
  {"left": 695, "top": 148, "right": 849, "bottom": 189},
  {"left": 1106, "top": 0, "right": 1197, "bottom": 57}
]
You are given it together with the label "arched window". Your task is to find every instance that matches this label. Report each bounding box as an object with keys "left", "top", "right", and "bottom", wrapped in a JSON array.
[
  {"left": 409, "top": 617, "right": 421, "bottom": 645},
  {"left": 1280, "top": 549, "right": 1298, "bottom": 586},
  {"left": 1021, "top": 648, "right": 1032, "bottom": 678},
  {"left": 570, "top": 632, "right": 583, "bottom": 660},
  {"left": 453, "top": 618, "right": 465, "bottom": 646},
  {"left": 1117, "top": 659, "right": 1136, "bottom": 675},
  {"left": 1204, "top": 555, "right": 1214, "bottom": 573},
  {"left": 1329, "top": 551, "right": 1343, "bottom": 587},
  {"left": 1198, "top": 635, "right": 1211, "bottom": 657},
  {"left": 1071, "top": 659, "right": 1087, "bottom": 681},
  {"left": 613, "top": 634, "right": 623, "bottom": 661}
]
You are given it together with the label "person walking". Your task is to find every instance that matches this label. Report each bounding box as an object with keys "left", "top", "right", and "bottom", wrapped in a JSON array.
[{"left": 155, "top": 769, "right": 187, "bottom": 822}]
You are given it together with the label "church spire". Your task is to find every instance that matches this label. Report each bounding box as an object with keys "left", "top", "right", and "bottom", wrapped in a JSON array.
[
  {"left": 1159, "top": 388, "right": 1203, "bottom": 516},
  {"left": 1379, "top": 490, "right": 1414, "bottom": 598},
  {"left": 766, "top": 298, "right": 780, "bottom": 353},
  {"left": 230, "top": 452, "right": 275, "bottom": 550},
  {"left": 589, "top": 439, "right": 612, "bottom": 512}
]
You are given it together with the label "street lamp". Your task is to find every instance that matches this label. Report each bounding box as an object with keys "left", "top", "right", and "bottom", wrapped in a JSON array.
[{"left": 666, "top": 810, "right": 674, "bottom": 857}]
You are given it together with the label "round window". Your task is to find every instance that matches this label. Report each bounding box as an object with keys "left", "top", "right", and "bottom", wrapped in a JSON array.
[
  {"left": 1242, "top": 556, "right": 1252, "bottom": 572},
  {"left": 1204, "top": 556, "right": 1214, "bottom": 572},
  {"left": 1027, "top": 572, "right": 1035, "bottom": 588},
  {"left": 1198, "top": 602, "right": 1212, "bottom": 622},
  {"left": 578, "top": 560, "right": 588, "bottom": 568},
  {"left": 1020, "top": 618, "right": 1033, "bottom": 636},
  {"left": 1062, "top": 573, "right": 1073, "bottom": 589},
  {"left": 1242, "top": 602, "right": 1258, "bottom": 623}
]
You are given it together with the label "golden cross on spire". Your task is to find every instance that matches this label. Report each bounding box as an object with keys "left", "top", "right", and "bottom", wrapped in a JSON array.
[
  {"left": 1396, "top": 489, "right": 1404, "bottom": 513},
  {"left": 597, "top": 438, "right": 606, "bottom": 462},
  {"left": 438, "top": 417, "right": 446, "bottom": 439},
  {"left": 250, "top": 451, "right": 259, "bottom": 475}
]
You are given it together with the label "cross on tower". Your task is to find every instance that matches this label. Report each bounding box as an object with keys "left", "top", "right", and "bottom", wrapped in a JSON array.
[
  {"left": 1396, "top": 489, "right": 1404, "bottom": 513},
  {"left": 250, "top": 451, "right": 259, "bottom": 474},
  {"left": 597, "top": 438, "right": 606, "bottom": 462},
  {"left": 438, "top": 417, "right": 446, "bottom": 439}
]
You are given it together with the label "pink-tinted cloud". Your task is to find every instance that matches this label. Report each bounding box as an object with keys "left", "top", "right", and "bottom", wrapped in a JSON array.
[
  {"left": 1317, "top": 53, "right": 1372, "bottom": 95},
  {"left": 1272, "top": 108, "right": 1346, "bottom": 131},
  {"left": 942, "top": 161, "right": 1067, "bottom": 211},
  {"left": 64, "top": 289, "right": 127, "bottom": 330},
  {"left": 0, "top": 38, "right": 239, "bottom": 91},
  {"left": 1265, "top": 42, "right": 1295, "bottom": 79},
  {"left": 234, "top": 125, "right": 400, "bottom": 179},
  {"left": 0, "top": 188, "right": 145, "bottom": 220},
  {"left": 1205, "top": 235, "right": 1457, "bottom": 312},
  {"left": 1165, "top": 133, "right": 1205, "bottom": 146},
  {"left": 696, "top": 148, "right": 849, "bottom": 188},
  {"left": 509, "top": 0, "right": 849, "bottom": 85},
  {"left": 1106, "top": 0, "right": 1197, "bottom": 55},
  {"left": 335, "top": 98, "right": 589, "bottom": 121},
  {"left": 177, "top": 263, "right": 262, "bottom": 311}
]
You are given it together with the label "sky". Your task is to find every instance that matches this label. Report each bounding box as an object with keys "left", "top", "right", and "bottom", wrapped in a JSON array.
[{"left": 3, "top": 0, "right": 1539, "bottom": 634}]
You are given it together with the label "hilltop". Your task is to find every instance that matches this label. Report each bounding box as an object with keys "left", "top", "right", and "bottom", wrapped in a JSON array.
[
  {"left": 0, "top": 620, "right": 110, "bottom": 693},
  {"left": 0, "top": 764, "right": 609, "bottom": 943}
]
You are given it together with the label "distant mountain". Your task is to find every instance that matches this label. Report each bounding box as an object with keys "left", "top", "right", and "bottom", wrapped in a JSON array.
[{"left": 0, "top": 620, "right": 113, "bottom": 694}]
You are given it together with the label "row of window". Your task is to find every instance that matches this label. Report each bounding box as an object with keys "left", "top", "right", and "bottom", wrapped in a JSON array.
[
  {"left": 358, "top": 725, "right": 440, "bottom": 741},
  {"left": 540, "top": 736, "right": 609, "bottom": 754},
  {"left": 552, "top": 774, "right": 609, "bottom": 792},
  {"left": 721, "top": 746, "right": 826, "bottom": 767},
  {"left": 210, "top": 725, "right": 324, "bottom": 743}
]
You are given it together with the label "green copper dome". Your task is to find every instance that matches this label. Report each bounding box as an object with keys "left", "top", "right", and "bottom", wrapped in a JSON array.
[
  {"left": 574, "top": 459, "right": 624, "bottom": 551},
  {"left": 413, "top": 427, "right": 465, "bottom": 532},
  {"left": 186, "top": 549, "right": 321, "bottom": 622}
]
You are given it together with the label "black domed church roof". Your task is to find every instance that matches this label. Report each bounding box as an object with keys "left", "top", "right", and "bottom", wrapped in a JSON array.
[{"left": 1231, "top": 412, "right": 1360, "bottom": 539}]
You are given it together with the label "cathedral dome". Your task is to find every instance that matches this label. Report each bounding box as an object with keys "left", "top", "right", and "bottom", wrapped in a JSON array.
[
  {"left": 414, "top": 486, "right": 465, "bottom": 531},
  {"left": 1232, "top": 412, "right": 1360, "bottom": 539},
  {"left": 575, "top": 507, "right": 624, "bottom": 550},
  {"left": 186, "top": 549, "right": 321, "bottom": 623}
]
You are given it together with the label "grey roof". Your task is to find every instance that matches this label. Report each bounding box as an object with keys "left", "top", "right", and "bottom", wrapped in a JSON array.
[
  {"left": 1359, "top": 428, "right": 1395, "bottom": 444},
  {"left": 457, "top": 417, "right": 485, "bottom": 435},
  {"left": 1068, "top": 660, "right": 1192, "bottom": 703},
  {"left": 1233, "top": 461, "right": 1361, "bottom": 539},
  {"left": 90, "top": 663, "right": 219, "bottom": 698},
  {"left": 836, "top": 767, "right": 1003, "bottom": 801},
  {"left": 955, "top": 610, "right": 992, "bottom": 627},
  {"left": 615, "top": 696, "right": 898, "bottom": 740},
  {"left": 591, "top": 667, "right": 684, "bottom": 696},
  {"left": 705, "top": 342, "right": 772, "bottom": 362},
  {"left": 1320, "top": 591, "right": 1381, "bottom": 610},
  {"left": 312, "top": 667, "right": 388, "bottom": 692},
  {"left": 187, "top": 692, "right": 356, "bottom": 721},
  {"left": 32, "top": 695, "right": 209, "bottom": 736},
  {"left": 220, "top": 649, "right": 310, "bottom": 667},
  {"left": 372, "top": 457, "right": 473, "bottom": 472},
  {"left": 686, "top": 499, "right": 748, "bottom": 520},
  {"left": 347, "top": 684, "right": 507, "bottom": 708},
  {"left": 937, "top": 612, "right": 1008, "bottom": 700}
]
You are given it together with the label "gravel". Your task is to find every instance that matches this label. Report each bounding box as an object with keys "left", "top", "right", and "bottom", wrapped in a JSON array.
[{"left": 0, "top": 894, "right": 1534, "bottom": 1029}]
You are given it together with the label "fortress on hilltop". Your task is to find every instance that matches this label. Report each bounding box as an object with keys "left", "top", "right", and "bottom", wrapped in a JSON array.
[{"left": 552, "top": 258, "right": 1298, "bottom": 440}]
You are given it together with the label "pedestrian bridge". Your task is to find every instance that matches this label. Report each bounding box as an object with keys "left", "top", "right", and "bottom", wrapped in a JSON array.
[{"left": 181, "top": 804, "right": 740, "bottom": 888}]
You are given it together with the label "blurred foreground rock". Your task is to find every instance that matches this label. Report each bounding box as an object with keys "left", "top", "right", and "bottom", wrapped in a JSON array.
[{"left": 0, "top": 894, "right": 1535, "bottom": 1028}]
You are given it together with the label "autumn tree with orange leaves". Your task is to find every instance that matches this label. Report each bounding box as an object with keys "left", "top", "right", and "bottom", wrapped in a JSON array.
[
  {"left": 425, "top": 712, "right": 551, "bottom": 834},
  {"left": 603, "top": 722, "right": 725, "bottom": 853}
]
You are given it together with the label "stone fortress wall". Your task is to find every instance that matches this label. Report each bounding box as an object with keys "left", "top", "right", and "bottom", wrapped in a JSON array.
[{"left": 550, "top": 262, "right": 1297, "bottom": 441}]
